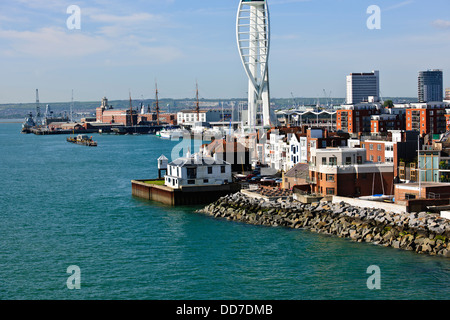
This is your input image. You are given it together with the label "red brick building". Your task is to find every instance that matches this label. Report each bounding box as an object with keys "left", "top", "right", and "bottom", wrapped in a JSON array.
[
  {"left": 370, "top": 113, "right": 404, "bottom": 134},
  {"left": 95, "top": 97, "right": 177, "bottom": 125},
  {"left": 309, "top": 147, "right": 394, "bottom": 197},
  {"left": 360, "top": 140, "right": 395, "bottom": 163}
]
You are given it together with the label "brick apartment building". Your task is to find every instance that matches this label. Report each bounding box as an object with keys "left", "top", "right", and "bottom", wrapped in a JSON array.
[
  {"left": 308, "top": 147, "right": 394, "bottom": 197},
  {"left": 336, "top": 103, "right": 380, "bottom": 134},
  {"left": 360, "top": 140, "right": 394, "bottom": 163},
  {"left": 370, "top": 113, "right": 404, "bottom": 134},
  {"left": 405, "top": 102, "right": 448, "bottom": 135}
]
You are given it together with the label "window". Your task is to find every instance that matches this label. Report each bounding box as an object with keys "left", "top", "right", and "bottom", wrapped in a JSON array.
[
  {"left": 345, "top": 157, "right": 351, "bottom": 165},
  {"left": 188, "top": 180, "right": 195, "bottom": 185},
  {"left": 357, "top": 156, "right": 363, "bottom": 164},
  {"left": 322, "top": 157, "right": 327, "bottom": 165},
  {"left": 370, "top": 155, "right": 374, "bottom": 161},
  {"left": 208, "top": 167, "right": 212, "bottom": 174},
  {"left": 203, "top": 179, "right": 208, "bottom": 183},
  {"left": 187, "top": 167, "right": 197, "bottom": 179},
  {"left": 326, "top": 174, "right": 335, "bottom": 182},
  {"left": 221, "top": 166, "right": 226, "bottom": 173},
  {"left": 329, "top": 157, "right": 337, "bottom": 166},
  {"left": 378, "top": 156, "right": 382, "bottom": 162},
  {"left": 326, "top": 188, "right": 335, "bottom": 195},
  {"left": 369, "top": 144, "right": 373, "bottom": 150},
  {"left": 377, "top": 144, "right": 382, "bottom": 151}
]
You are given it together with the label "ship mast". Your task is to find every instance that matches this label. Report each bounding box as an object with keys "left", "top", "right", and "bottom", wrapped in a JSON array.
[
  {"left": 155, "top": 81, "right": 160, "bottom": 126},
  {"left": 70, "top": 89, "right": 74, "bottom": 123},
  {"left": 195, "top": 81, "right": 200, "bottom": 122},
  {"left": 129, "top": 91, "right": 134, "bottom": 127}
]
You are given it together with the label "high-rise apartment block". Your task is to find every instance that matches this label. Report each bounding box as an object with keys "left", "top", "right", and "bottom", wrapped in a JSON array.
[
  {"left": 418, "top": 69, "right": 443, "bottom": 102},
  {"left": 346, "top": 70, "right": 380, "bottom": 104}
]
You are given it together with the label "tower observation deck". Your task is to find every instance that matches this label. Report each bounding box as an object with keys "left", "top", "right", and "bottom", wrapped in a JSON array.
[{"left": 237, "top": 0, "right": 271, "bottom": 131}]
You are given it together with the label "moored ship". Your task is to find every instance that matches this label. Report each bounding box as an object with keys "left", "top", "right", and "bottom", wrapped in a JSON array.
[{"left": 21, "top": 113, "right": 36, "bottom": 134}]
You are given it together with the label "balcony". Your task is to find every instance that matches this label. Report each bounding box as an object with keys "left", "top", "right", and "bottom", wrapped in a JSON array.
[{"left": 306, "top": 177, "right": 317, "bottom": 184}]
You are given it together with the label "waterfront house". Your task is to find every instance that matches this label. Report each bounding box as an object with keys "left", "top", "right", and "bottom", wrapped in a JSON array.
[
  {"left": 164, "top": 152, "right": 232, "bottom": 189},
  {"left": 282, "top": 163, "right": 309, "bottom": 190},
  {"left": 201, "top": 138, "right": 252, "bottom": 173}
]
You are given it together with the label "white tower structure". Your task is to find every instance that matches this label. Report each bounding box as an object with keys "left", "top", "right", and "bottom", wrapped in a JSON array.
[{"left": 237, "top": 0, "right": 271, "bottom": 130}]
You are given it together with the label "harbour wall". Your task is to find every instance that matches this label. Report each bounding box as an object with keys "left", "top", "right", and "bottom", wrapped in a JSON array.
[
  {"left": 131, "top": 180, "right": 241, "bottom": 206},
  {"left": 196, "top": 192, "right": 450, "bottom": 258}
]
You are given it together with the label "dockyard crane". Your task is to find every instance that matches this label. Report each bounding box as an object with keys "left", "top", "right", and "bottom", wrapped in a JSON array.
[{"left": 323, "top": 89, "right": 332, "bottom": 107}]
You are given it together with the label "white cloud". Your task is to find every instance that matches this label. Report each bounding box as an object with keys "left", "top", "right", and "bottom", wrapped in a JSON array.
[
  {"left": 384, "top": 1, "right": 414, "bottom": 12},
  {"left": 0, "top": 27, "right": 111, "bottom": 58},
  {"left": 89, "top": 12, "right": 160, "bottom": 24},
  {"left": 431, "top": 19, "right": 450, "bottom": 29}
]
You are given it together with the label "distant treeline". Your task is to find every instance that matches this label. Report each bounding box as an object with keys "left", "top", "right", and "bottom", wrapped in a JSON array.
[{"left": 0, "top": 97, "right": 417, "bottom": 119}]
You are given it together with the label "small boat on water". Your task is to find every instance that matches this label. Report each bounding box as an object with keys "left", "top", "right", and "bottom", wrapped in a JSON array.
[{"left": 67, "top": 134, "right": 97, "bottom": 147}]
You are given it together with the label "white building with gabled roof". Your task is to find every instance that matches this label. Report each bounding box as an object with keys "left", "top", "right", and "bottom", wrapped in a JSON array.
[{"left": 164, "top": 152, "right": 232, "bottom": 189}]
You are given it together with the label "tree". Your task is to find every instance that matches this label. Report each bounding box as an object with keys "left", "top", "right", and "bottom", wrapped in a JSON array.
[{"left": 383, "top": 100, "right": 394, "bottom": 108}]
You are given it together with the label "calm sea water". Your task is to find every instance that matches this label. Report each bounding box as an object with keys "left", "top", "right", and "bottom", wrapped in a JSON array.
[{"left": 0, "top": 122, "right": 449, "bottom": 300}]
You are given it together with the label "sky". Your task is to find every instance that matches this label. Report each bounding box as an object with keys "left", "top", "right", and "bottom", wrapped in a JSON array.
[{"left": 0, "top": 0, "right": 449, "bottom": 104}]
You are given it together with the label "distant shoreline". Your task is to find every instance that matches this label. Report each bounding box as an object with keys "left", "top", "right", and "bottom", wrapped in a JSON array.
[{"left": 0, "top": 119, "right": 23, "bottom": 123}]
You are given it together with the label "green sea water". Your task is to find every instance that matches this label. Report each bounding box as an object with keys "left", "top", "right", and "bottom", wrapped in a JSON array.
[{"left": 0, "top": 122, "right": 449, "bottom": 300}]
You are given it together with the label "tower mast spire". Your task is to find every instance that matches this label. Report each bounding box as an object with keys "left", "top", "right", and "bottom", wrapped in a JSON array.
[{"left": 237, "top": 0, "right": 271, "bottom": 131}]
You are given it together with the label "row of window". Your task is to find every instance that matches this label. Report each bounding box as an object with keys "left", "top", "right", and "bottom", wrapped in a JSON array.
[
  {"left": 170, "top": 166, "right": 227, "bottom": 178},
  {"left": 167, "top": 178, "right": 229, "bottom": 185}
]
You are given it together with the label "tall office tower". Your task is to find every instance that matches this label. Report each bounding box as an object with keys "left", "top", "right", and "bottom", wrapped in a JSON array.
[
  {"left": 346, "top": 70, "right": 380, "bottom": 104},
  {"left": 418, "top": 69, "right": 443, "bottom": 102},
  {"left": 237, "top": 0, "right": 271, "bottom": 130}
]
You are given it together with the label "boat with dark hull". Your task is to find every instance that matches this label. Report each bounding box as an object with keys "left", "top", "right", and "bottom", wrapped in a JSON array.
[{"left": 67, "top": 134, "right": 97, "bottom": 147}]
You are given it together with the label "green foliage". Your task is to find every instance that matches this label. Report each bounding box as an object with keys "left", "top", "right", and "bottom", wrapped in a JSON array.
[
  {"left": 383, "top": 100, "right": 394, "bottom": 108},
  {"left": 434, "top": 235, "right": 447, "bottom": 242}
]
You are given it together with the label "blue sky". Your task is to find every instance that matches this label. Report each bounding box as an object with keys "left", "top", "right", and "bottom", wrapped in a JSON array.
[{"left": 0, "top": 0, "right": 449, "bottom": 103}]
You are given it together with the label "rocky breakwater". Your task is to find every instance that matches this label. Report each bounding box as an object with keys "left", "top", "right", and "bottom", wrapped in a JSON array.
[{"left": 196, "top": 192, "right": 450, "bottom": 258}]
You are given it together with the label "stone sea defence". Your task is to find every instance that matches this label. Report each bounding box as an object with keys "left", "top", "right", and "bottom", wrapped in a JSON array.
[{"left": 196, "top": 192, "right": 450, "bottom": 258}]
